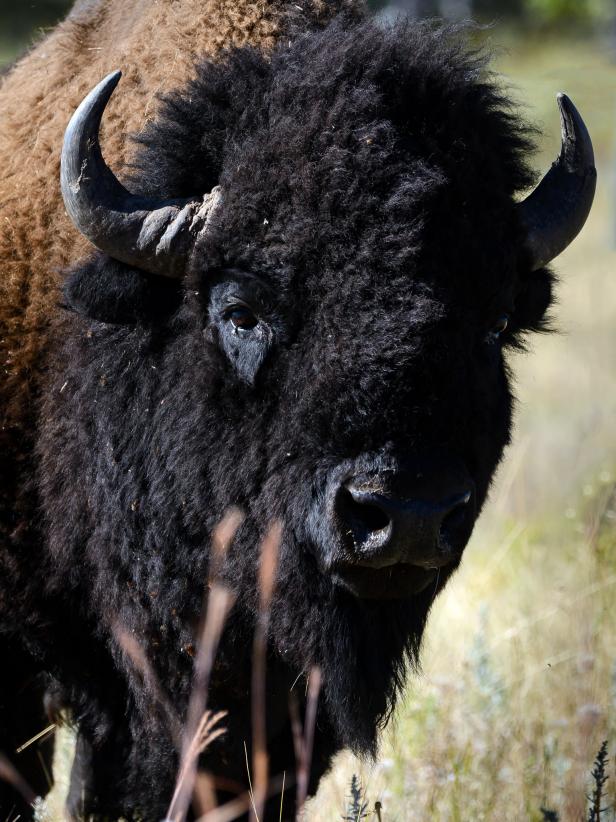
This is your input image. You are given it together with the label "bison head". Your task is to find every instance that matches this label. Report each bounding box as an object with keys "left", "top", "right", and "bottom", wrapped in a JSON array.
[{"left": 54, "top": 19, "right": 595, "bottom": 753}]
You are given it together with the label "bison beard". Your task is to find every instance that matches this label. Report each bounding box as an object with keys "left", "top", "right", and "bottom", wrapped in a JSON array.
[{"left": 0, "top": 9, "right": 594, "bottom": 822}]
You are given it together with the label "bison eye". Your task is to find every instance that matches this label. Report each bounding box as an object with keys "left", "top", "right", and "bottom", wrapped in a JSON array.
[
  {"left": 487, "top": 314, "right": 509, "bottom": 341},
  {"left": 210, "top": 279, "right": 273, "bottom": 385},
  {"left": 224, "top": 305, "right": 259, "bottom": 331}
]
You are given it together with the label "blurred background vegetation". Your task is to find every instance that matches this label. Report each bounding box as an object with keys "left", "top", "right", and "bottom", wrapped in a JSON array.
[
  {"left": 1, "top": 0, "right": 616, "bottom": 67},
  {"left": 2, "top": 1, "right": 614, "bottom": 820}
]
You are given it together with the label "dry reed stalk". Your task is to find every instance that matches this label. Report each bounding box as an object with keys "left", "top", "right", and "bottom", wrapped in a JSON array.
[
  {"left": 290, "top": 666, "right": 322, "bottom": 814},
  {"left": 251, "top": 522, "right": 282, "bottom": 822},
  {"left": 15, "top": 723, "right": 56, "bottom": 754},
  {"left": 0, "top": 751, "right": 37, "bottom": 807},
  {"left": 193, "top": 771, "right": 219, "bottom": 816},
  {"left": 278, "top": 771, "right": 286, "bottom": 822},
  {"left": 167, "top": 710, "right": 228, "bottom": 821},
  {"left": 289, "top": 693, "right": 303, "bottom": 784},
  {"left": 36, "top": 749, "right": 53, "bottom": 793},
  {"left": 197, "top": 793, "right": 253, "bottom": 822},
  {"left": 113, "top": 625, "right": 182, "bottom": 747},
  {"left": 196, "top": 773, "right": 290, "bottom": 822},
  {"left": 166, "top": 509, "right": 243, "bottom": 822}
]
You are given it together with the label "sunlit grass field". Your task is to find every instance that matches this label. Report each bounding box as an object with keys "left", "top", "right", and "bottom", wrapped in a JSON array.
[
  {"left": 4, "top": 23, "right": 615, "bottom": 822},
  {"left": 307, "top": 33, "right": 616, "bottom": 822}
]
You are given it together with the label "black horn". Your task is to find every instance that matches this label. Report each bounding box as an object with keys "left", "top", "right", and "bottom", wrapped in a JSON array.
[
  {"left": 60, "top": 71, "right": 221, "bottom": 278},
  {"left": 518, "top": 93, "right": 596, "bottom": 271}
]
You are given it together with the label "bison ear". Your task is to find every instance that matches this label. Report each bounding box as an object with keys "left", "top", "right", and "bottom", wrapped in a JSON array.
[
  {"left": 63, "top": 253, "right": 182, "bottom": 325},
  {"left": 513, "top": 268, "right": 555, "bottom": 333}
]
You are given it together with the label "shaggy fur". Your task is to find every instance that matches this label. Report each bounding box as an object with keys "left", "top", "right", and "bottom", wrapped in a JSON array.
[
  {"left": 0, "top": 0, "right": 359, "bottom": 816},
  {"left": 0, "top": 5, "right": 558, "bottom": 821}
]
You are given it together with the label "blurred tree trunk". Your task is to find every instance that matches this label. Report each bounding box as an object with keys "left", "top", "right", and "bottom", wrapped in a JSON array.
[
  {"left": 385, "top": 0, "right": 441, "bottom": 14},
  {"left": 0, "top": 0, "right": 72, "bottom": 38},
  {"left": 610, "top": 10, "right": 616, "bottom": 60},
  {"left": 382, "top": 0, "right": 475, "bottom": 19},
  {"left": 474, "top": 0, "right": 523, "bottom": 15},
  {"left": 440, "top": 0, "right": 473, "bottom": 18},
  {"left": 384, "top": 0, "right": 526, "bottom": 17}
]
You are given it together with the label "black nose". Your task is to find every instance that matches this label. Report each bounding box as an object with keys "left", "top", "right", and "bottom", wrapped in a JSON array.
[{"left": 335, "top": 472, "right": 474, "bottom": 570}]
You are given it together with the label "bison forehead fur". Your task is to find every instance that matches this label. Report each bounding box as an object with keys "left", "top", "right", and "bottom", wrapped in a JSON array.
[{"left": 14, "top": 13, "right": 557, "bottom": 822}]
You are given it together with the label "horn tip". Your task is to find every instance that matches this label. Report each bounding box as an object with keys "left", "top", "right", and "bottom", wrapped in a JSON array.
[
  {"left": 554, "top": 91, "right": 594, "bottom": 170},
  {"left": 102, "top": 69, "right": 123, "bottom": 91},
  {"left": 556, "top": 91, "right": 573, "bottom": 115},
  {"left": 87, "top": 70, "right": 122, "bottom": 104}
]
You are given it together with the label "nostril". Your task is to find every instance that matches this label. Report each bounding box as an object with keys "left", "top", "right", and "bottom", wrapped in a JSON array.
[
  {"left": 338, "top": 487, "right": 391, "bottom": 543},
  {"left": 441, "top": 502, "right": 466, "bottom": 531},
  {"left": 439, "top": 490, "right": 474, "bottom": 551}
]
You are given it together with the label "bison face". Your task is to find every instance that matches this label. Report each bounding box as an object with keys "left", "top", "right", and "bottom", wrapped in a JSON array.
[
  {"left": 201, "top": 261, "right": 490, "bottom": 603},
  {"left": 55, "top": 18, "right": 593, "bottom": 751}
]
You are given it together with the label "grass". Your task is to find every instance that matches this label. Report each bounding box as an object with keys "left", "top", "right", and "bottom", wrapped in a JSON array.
[{"left": 7, "top": 25, "right": 616, "bottom": 822}]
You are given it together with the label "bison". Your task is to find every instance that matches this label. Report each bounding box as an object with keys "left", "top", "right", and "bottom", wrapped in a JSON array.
[{"left": 0, "top": 0, "right": 596, "bottom": 819}]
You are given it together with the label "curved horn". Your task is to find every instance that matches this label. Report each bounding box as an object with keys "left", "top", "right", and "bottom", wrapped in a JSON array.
[
  {"left": 61, "top": 71, "right": 221, "bottom": 278},
  {"left": 518, "top": 93, "right": 596, "bottom": 271}
]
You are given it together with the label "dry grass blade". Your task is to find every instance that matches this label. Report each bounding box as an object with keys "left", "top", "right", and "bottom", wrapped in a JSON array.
[
  {"left": 193, "top": 771, "right": 219, "bottom": 817},
  {"left": 209, "top": 508, "right": 245, "bottom": 581},
  {"left": 195, "top": 711, "right": 228, "bottom": 755},
  {"left": 0, "top": 752, "right": 37, "bottom": 807},
  {"left": 197, "top": 773, "right": 290, "bottom": 822},
  {"left": 278, "top": 771, "right": 286, "bottom": 822},
  {"left": 197, "top": 792, "right": 253, "bottom": 822},
  {"left": 289, "top": 692, "right": 303, "bottom": 769},
  {"left": 36, "top": 749, "right": 53, "bottom": 792},
  {"left": 251, "top": 521, "right": 282, "bottom": 822},
  {"left": 244, "top": 740, "right": 257, "bottom": 819},
  {"left": 113, "top": 624, "right": 182, "bottom": 747},
  {"left": 293, "top": 666, "right": 322, "bottom": 814},
  {"left": 15, "top": 724, "right": 56, "bottom": 754},
  {"left": 257, "top": 521, "right": 281, "bottom": 611},
  {"left": 166, "top": 509, "right": 243, "bottom": 822},
  {"left": 167, "top": 710, "right": 228, "bottom": 822}
]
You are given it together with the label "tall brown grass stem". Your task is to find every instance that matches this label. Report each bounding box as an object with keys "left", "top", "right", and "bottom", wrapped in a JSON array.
[
  {"left": 0, "top": 752, "right": 37, "bottom": 807},
  {"left": 291, "top": 666, "right": 322, "bottom": 814},
  {"left": 166, "top": 510, "right": 243, "bottom": 822},
  {"left": 251, "top": 522, "right": 282, "bottom": 822}
]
